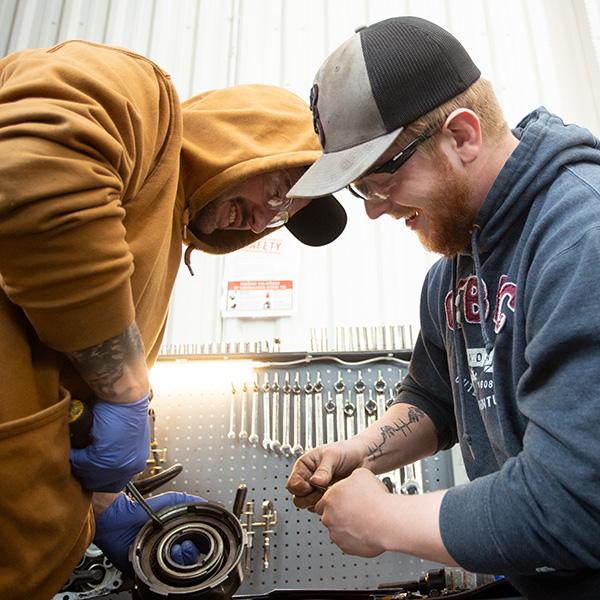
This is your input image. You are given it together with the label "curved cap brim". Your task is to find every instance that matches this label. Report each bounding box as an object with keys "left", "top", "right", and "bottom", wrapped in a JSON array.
[
  {"left": 287, "top": 126, "right": 403, "bottom": 198},
  {"left": 286, "top": 194, "right": 347, "bottom": 246}
]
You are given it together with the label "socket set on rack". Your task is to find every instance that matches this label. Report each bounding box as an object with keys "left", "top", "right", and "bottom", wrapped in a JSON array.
[
  {"left": 160, "top": 337, "right": 282, "bottom": 356},
  {"left": 310, "top": 324, "right": 416, "bottom": 352},
  {"left": 227, "top": 362, "right": 423, "bottom": 495}
]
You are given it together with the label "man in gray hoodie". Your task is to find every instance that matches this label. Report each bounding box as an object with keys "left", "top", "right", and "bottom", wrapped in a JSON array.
[{"left": 286, "top": 16, "right": 600, "bottom": 599}]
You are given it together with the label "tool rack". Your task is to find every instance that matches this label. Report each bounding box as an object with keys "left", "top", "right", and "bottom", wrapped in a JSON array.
[{"left": 136, "top": 349, "right": 456, "bottom": 596}]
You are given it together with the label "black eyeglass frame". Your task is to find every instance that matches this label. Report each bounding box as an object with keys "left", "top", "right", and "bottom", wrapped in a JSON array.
[{"left": 347, "top": 124, "right": 440, "bottom": 200}]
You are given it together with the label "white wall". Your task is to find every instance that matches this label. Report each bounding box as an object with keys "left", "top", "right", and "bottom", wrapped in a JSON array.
[{"left": 2, "top": 0, "right": 600, "bottom": 352}]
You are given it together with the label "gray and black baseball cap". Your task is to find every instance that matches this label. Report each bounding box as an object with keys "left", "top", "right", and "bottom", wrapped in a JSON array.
[{"left": 288, "top": 16, "right": 480, "bottom": 199}]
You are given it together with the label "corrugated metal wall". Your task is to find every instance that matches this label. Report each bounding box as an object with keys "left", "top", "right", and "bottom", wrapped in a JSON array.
[{"left": 2, "top": 0, "right": 600, "bottom": 352}]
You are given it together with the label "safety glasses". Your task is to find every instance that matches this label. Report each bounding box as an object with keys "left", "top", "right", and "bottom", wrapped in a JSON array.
[{"left": 348, "top": 125, "right": 440, "bottom": 202}]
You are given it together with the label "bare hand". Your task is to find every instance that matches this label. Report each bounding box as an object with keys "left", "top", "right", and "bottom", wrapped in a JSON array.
[
  {"left": 286, "top": 441, "right": 366, "bottom": 509},
  {"left": 314, "top": 467, "right": 391, "bottom": 557}
]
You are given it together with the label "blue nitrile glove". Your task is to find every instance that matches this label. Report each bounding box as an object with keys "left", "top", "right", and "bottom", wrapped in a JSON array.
[
  {"left": 94, "top": 491, "right": 205, "bottom": 573},
  {"left": 70, "top": 396, "right": 151, "bottom": 492}
]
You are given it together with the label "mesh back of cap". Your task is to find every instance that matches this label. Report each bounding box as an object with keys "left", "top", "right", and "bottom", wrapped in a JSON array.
[{"left": 362, "top": 17, "right": 481, "bottom": 131}]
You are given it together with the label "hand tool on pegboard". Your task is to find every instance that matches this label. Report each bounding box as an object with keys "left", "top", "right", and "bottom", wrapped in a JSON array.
[
  {"left": 365, "top": 388, "right": 377, "bottom": 427},
  {"left": 401, "top": 462, "right": 423, "bottom": 495},
  {"left": 344, "top": 389, "right": 356, "bottom": 439},
  {"left": 325, "top": 391, "right": 336, "bottom": 444},
  {"left": 303, "top": 373, "right": 314, "bottom": 452},
  {"left": 280, "top": 372, "right": 292, "bottom": 456},
  {"left": 334, "top": 372, "right": 345, "bottom": 442},
  {"left": 314, "top": 371, "right": 324, "bottom": 447},
  {"left": 375, "top": 370, "right": 387, "bottom": 420},
  {"left": 270, "top": 372, "right": 281, "bottom": 454},
  {"left": 386, "top": 389, "right": 395, "bottom": 409},
  {"left": 261, "top": 373, "right": 271, "bottom": 451},
  {"left": 354, "top": 371, "right": 367, "bottom": 434},
  {"left": 228, "top": 383, "right": 237, "bottom": 441},
  {"left": 292, "top": 372, "right": 304, "bottom": 457},
  {"left": 249, "top": 375, "right": 259, "bottom": 446},
  {"left": 239, "top": 382, "right": 249, "bottom": 441}
]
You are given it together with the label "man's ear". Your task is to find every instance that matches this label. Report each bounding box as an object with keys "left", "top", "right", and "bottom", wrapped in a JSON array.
[{"left": 442, "top": 108, "right": 481, "bottom": 165}]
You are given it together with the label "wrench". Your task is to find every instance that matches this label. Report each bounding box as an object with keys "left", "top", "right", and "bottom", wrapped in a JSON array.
[
  {"left": 270, "top": 372, "right": 281, "bottom": 453},
  {"left": 303, "top": 373, "right": 314, "bottom": 452},
  {"left": 261, "top": 373, "right": 271, "bottom": 451},
  {"left": 324, "top": 391, "right": 336, "bottom": 445},
  {"left": 374, "top": 370, "right": 387, "bottom": 420},
  {"left": 292, "top": 373, "right": 303, "bottom": 456},
  {"left": 334, "top": 372, "right": 345, "bottom": 442},
  {"left": 249, "top": 375, "right": 259, "bottom": 445},
  {"left": 281, "top": 373, "right": 292, "bottom": 456},
  {"left": 401, "top": 461, "right": 423, "bottom": 495},
  {"left": 227, "top": 383, "right": 237, "bottom": 440},
  {"left": 314, "top": 372, "right": 324, "bottom": 447},
  {"left": 395, "top": 368, "right": 404, "bottom": 396},
  {"left": 239, "top": 382, "right": 249, "bottom": 440},
  {"left": 386, "top": 389, "right": 395, "bottom": 409},
  {"left": 343, "top": 389, "right": 356, "bottom": 439},
  {"left": 365, "top": 388, "right": 377, "bottom": 428},
  {"left": 354, "top": 370, "right": 366, "bottom": 433}
]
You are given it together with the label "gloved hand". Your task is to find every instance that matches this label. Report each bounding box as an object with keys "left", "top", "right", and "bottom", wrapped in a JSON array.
[
  {"left": 94, "top": 491, "right": 205, "bottom": 573},
  {"left": 70, "top": 395, "right": 151, "bottom": 492}
]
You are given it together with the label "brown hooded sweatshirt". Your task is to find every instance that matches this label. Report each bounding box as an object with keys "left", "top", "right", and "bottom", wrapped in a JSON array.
[{"left": 0, "top": 40, "right": 323, "bottom": 599}]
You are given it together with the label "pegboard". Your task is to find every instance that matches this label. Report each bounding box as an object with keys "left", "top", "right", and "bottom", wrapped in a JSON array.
[{"left": 132, "top": 357, "right": 454, "bottom": 595}]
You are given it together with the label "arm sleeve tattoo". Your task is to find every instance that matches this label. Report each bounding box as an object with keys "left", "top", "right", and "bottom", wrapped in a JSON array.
[{"left": 66, "top": 322, "right": 146, "bottom": 400}]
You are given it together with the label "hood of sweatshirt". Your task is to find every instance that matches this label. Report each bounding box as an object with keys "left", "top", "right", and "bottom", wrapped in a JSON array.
[
  {"left": 449, "top": 107, "right": 600, "bottom": 462},
  {"left": 474, "top": 107, "right": 600, "bottom": 254},
  {"left": 179, "top": 84, "right": 347, "bottom": 256}
]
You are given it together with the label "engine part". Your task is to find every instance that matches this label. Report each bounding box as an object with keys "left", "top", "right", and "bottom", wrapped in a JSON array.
[
  {"left": 53, "top": 544, "right": 125, "bottom": 599},
  {"left": 130, "top": 501, "right": 246, "bottom": 600}
]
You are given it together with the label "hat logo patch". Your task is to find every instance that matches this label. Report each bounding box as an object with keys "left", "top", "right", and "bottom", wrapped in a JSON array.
[{"left": 309, "top": 83, "right": 326, "bottom": 148}]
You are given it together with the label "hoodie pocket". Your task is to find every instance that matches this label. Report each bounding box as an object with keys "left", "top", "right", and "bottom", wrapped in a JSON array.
[{"left": 0, "top": 387, "right": 94, "bottom": 600}]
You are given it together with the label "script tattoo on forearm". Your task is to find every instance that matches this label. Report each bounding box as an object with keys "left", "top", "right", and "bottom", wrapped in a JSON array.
[
  {"left": 366, "top": 407, "right": 426, "bottom": 461},
  {"left": 66, "top": 323, "right": 145, "bottom": 399}
]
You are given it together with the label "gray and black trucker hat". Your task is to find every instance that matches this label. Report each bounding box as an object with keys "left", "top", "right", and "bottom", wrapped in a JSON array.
[{"left": 288, "top": 16, "right": 480, "bottom": 199}]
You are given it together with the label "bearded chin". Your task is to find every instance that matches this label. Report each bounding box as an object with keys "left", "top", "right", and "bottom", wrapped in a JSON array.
[{"left": 420, "top": 158, "right": 476, "bottom": 257}]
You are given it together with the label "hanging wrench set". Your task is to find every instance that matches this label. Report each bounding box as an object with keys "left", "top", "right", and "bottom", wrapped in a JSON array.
[{"left": 226, "top": 360, "right": 423, "bottom": 496}]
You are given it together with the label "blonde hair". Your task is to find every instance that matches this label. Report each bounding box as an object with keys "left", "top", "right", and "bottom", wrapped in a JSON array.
[{"left": 399, "top": 78, "right": 509, "bottom": 155}]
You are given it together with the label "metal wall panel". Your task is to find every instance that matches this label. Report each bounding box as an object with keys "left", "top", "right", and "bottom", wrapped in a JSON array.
[{"left": 1, "top": 0, "right": 600, "bottom": 352}]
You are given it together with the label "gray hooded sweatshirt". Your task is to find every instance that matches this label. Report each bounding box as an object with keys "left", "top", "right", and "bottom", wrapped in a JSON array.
[{"left": 399, "top": 108, "right": 600, "bottom": 599}]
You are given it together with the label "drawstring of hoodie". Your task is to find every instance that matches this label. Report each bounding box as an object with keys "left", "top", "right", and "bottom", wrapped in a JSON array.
[
  {"left": 451, "top": 257, "right": 475, "bottom": 460},
  {"left": 184, "top": 245, "right": 195, "bottom": 276},
  {"left": 471, "top": 224, "right": 494, "bottom": 353}
]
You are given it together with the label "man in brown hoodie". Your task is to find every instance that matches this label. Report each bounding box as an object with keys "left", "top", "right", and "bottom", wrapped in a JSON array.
[{"left": 0, "top": 40, "right": 345, "bottom": 599}]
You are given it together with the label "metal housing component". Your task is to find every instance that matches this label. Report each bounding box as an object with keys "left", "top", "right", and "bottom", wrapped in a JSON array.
[{"left": 130, "top": 502, "right": 246, "bottom": 600}]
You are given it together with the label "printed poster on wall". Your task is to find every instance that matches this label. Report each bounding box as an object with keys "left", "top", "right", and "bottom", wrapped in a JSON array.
[{"left": 222, "top": 233, "right": 299, "bottom": 318}]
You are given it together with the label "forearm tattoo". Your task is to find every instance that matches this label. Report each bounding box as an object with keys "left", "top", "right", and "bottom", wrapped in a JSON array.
[
  {"left": 366, "top": 406, "right": 426, "bottom": 462},
  {"left": 66, "top": 323, "right": 145, "bottom": 399}
]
